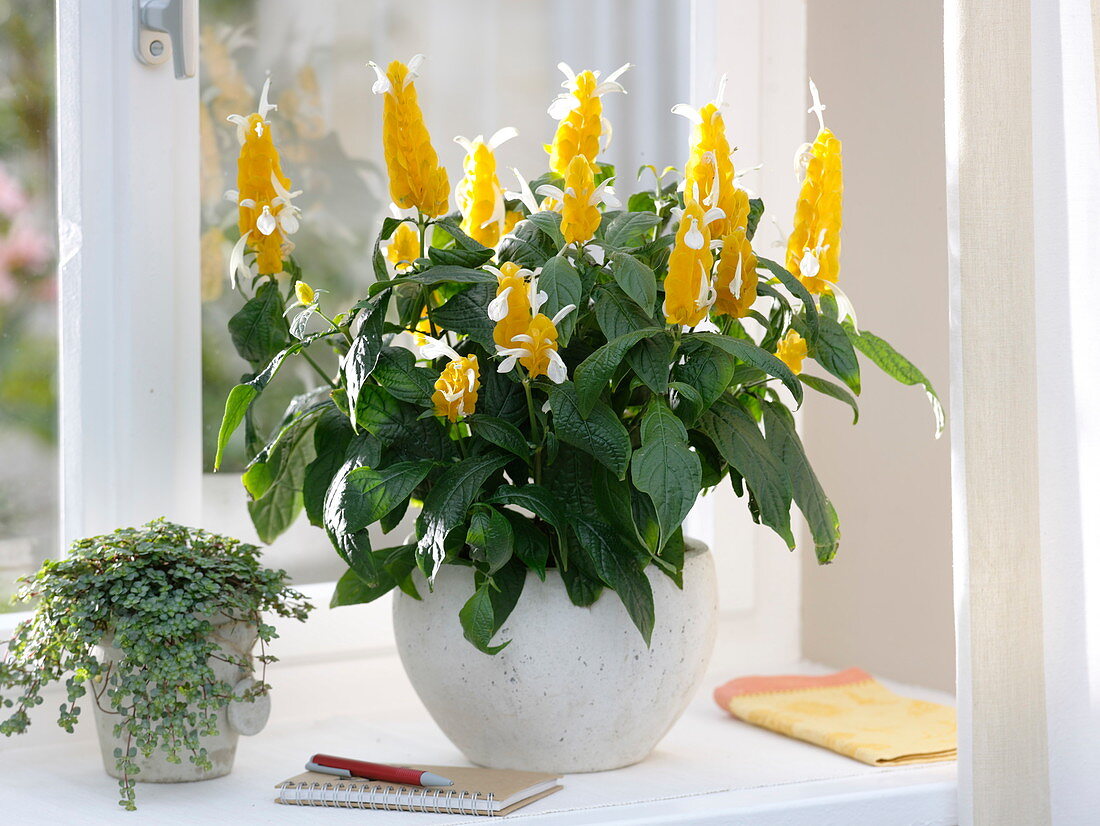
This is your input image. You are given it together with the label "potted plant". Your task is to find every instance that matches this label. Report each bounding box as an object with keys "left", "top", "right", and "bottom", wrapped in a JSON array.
[
  {"left": 213, "top": 61, "right": 941, "bottom": 771},
  {"left": 0, "top": 519, "right": 311, "bottom": 809}
]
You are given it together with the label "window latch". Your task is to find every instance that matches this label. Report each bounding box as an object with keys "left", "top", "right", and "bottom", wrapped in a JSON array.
[{"left": 134, "top": 0, "right": 197, "bottom": 79}]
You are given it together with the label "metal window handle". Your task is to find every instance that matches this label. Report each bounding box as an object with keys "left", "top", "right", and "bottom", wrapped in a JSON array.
[{"left": 134, "top": 0, "right": 197, "bottom": 79}]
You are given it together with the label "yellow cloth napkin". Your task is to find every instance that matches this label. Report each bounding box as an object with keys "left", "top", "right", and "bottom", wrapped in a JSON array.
[{"left": 713, "top": 668, "right": 956, "bottom": 766}]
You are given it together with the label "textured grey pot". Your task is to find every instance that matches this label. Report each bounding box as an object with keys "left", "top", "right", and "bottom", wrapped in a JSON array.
[
  {"left": 91, "top": 614, "right": 270, "bottom": 783},
  {"left": 394, "top": 540, "right": 718, "bottom": 773}
]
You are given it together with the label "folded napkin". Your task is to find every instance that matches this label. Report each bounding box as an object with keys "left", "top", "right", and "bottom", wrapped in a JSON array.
[{"left": 713, "top": 667, "right": 956, "bottom": 766}]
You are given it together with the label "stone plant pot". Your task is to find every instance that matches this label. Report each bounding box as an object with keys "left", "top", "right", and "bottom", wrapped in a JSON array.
[
  {"left": 393, "top": 539, "right": 718, "bottom": 773},
  {"left": 91, "top": 614, "right": 270, "bottom": 783}
]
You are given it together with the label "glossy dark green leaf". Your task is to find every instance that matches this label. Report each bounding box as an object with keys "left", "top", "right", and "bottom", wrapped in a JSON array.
[
  {"left": 689, "top": 332, "right": 804, "bottom": 405},
  {"left": 468, "top": 415, "right": 530, "bottom": 461},
  {"left": 547, "top": 382, "right": 632, "bottom": 479},
  {"left": 601, "top": 211, "right": 661, "bottom": 249},
  {"left": 572, "top": 518, "right": 655, "bottom": 645},
  {"left": 303, "top": 407, "right": 356, "bottom": 526},
  {"left": 630, "top": 399, "right": 700, "bottom": 550},
  {"left": 574, "top": 327, "right": 664, "bottom": 416},
  {"left": 595, "top": 283, "right": 658, "bottom": 339},
  {"left": 428, "top": 246, "right": 495, "bottom": 268},
  {"left": 799, "top": 374, "right": 859, "bottom": 424},
  {"left": 609, "top": 252, "right": 657, "bottom": 313},
  {"left": 460, "top": 581, "right": 510, "bottom": 654},
  {"left": 488, "top": 484, "right": 565, "bottom": 533},
  {"left": 432, "top": 283, "right": 496, "bottom": 352},
  {"left": 526, "top": 210, "right": 565, "bottom": 248},
  {"left": 698, "top": 397, "right": 795, "bottom": 548},
  {"left": 214, "top": 384, "right": 258, "bottom": 471},
  {"left": 538, "top": 256, "right": 582, "bottom": 345},
  {"left": 415, "top": 454, "right": 510, "bottom": 579},
  {"left": 466, "top": 506, "right": 514, "bottom": 574},
  {"left": 762, "top": 402, "right": 841, "bottom": 563},
  {"left": 756, "top": 255, "right": 818, "bottom": 337},
  {"left": 343, "top": 333, "right": 383, "bottom": 427},
  {"left": 801, "top": 314, "right": 861, "bottom": 395},
  {"left": 503, "top": 511, "right": 550, "bottom": 579},
  {"left": 228, "top": 281, "right": 290, "bottom": 368},
  {"left": 627, "top": 332, "right": 673, "bottom": 394},
  {"left": 340, "top": 461, "right": 434, "bottom": 533},
  {"left": 373, "top": 346, "right": 436, "bottom": 405}
]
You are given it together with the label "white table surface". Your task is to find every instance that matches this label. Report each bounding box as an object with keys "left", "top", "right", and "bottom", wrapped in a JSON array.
[{"left": 0, "top": 649, "right": 956, "bottom": 825}]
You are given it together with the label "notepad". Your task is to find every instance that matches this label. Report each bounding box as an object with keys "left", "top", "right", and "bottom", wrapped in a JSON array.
[{"left": 274, "top": 766, "right": 562, "bottom": 816}]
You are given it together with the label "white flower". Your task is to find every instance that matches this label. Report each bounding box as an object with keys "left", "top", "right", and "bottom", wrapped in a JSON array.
[
  {"left": 256, "top": 205, "right": 277, "bottom": 236},
  {"left": 419, "top": 335, "right": 461, "bottom": 362},
  {"left": 506, "top": 168, "right": 541, "bottom": 214},
  {"left": 368, "top": 54, "right": 425, "bottom": 95},
  {"left": 227, "top": 232, "right": 251, "bottom": 290},
  {"left": 807, "top": 77, "right": 827, "bottom": 132},
  {"left": 546, "top": 350, "right": 568, "bottom": 384},
  {"left": 487, "top": 286, "right": 512, "bottom": 322},
  {"left": 684, "top": 218, "right": 705, "bottom": 251}
]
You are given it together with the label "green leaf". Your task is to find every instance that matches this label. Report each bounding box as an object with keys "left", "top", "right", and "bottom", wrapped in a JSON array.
[
  {"left": 746, "top": 197, "right": 764, "bottom": 240},
  {"left": 368, "top": 265, "right": 496, "bottom": 296},
  {"left": 476, "top": 367, "right": 528, "bottom": 425},
  {"left": 460, "top": 581, "right": 510, "bottom": 654},
  {"left": 526, "top": 210, "right": 565, "bottom": 248},
  {"left": 467, "top": 415, "right": 530, "bottom": 461},
  {"left": 538, "top": 256, "right": 582, "bottom": 345},
  {"left": 595, "top": 284, "right": 658, "bottom": 338},
  {"left": 547, "top": 382, "right": 632, "bottom": 480},
  {"left": 330, "top": 564, "right": 397, "bottom": 607},
  {"left": 484, "top": 558, "right": 527, "bottom": 636},
  {"left": 572, "top": 518, "right": 655, "bottom": 645},
  {"left": 502, "top": 511, "right": 550, "bottom": 579},
  {"left": 415, "top": 454, "right": 510, "bottom": 579},
  {"left": 627, "top": 332, "right": 673, "bottom": 394},
  {"left": 672, "top": 338, "right": 736, "bottom": 410},
  {"left": 487, "top": 484, "right": 566, "bottom": 533},
  {"left": 432, "top": 219, "right": 492, "bottom": 252},
  {"left": 630, "top": 399, "right": 701, "bottom": 550},
  {"left": 373, "top": 346, "right": 436, "bottom": 405},
  {"left": 214, "top": 385, "right": 258, "bottom": 471},
  {"left": 690, "top": 332, "right": 804, "bottom": 405},
  {"left": 432, "top": 283, "right": 496, "bottom": 352},
  {"left": 247, "top": 411, "right": 319, "bottom": 543},
  {"left": 847, "top": 326, "right": 945, "bottom": 437},
  {"left": 303, "top": 407, "right": 356, "bottom": 527},
  {"left": 466, "top": 506, "right": 514, "bottom": 574},
  {"left": 698, "top": 397, "right": 795, "bottom": 548},
  {"left": 601, "top": 211, "right": 661, "bottom": 249},
  {"left": 756, "top": 256, "right": 818, "bottom": 337},
  {"left": 559, "top": 554, "right": 604, "bottom": 606},
  {"left": 799, "top": 374, "right": 859, "bottom": 424},
  {"left": 800, "top": 314, "right": 861, "bottom": 395},
  {"left": 609, "top": 252, "right": 657, "bottom": 315},
  {"left": 228, "top": 281, "right": 290, "bottom": 368},
  {"left": 343, "top": 334, "right": 384, "bottom": 429},
  {"left": 593, "top": 463, "right": 647, "bottom": 550},
  {"left": 762, "top": 402, "right": 841, "bottom": 563},
  {"left": 340, "top": 461, "right": 434, "bottom": 533},
  {"left": 574, "top": 328, "right": 664, "bottom": 416},
  {"left": 428, "top": 246, "right": 495, "bottom": 268},
  {"left": 497, "top": 219, "right": 554, "bottom": 268}
]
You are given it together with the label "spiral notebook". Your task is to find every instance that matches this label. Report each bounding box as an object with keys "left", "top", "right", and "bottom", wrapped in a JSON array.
[{"left": 274, "top": 766, "right": 562, "bottom": 816}]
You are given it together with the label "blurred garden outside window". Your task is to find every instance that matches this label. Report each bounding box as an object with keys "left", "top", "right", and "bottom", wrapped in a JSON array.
[{"left": 0, "top": 4, "right": 55, "bottom": 609}]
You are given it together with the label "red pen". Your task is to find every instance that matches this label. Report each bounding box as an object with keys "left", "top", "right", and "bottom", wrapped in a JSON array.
[{"left": 305, "top": 753, "right": 453, "bottom": 787}]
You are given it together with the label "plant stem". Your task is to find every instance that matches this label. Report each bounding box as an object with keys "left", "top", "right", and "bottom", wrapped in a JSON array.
[
  {"left": 300, "top": 349, "right": 336, "bottom": 389},
  {"left": 522, "top": 378, "right": 542, "bottom": 485},
  {"left": 317, "top": 308, "right": 352, "bottom": 345}
]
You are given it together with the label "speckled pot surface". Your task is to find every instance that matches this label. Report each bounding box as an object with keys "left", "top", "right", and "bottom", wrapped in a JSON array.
[
  {"left": 90, "top": 615, "right": 270, "bottom": 783},
  {"left": 393, "top": 540, "right": 718, "bottom": 773}
]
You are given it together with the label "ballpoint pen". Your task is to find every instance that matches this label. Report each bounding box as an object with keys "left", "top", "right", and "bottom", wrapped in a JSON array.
[{"left": 305, "top": 753, "right": 453, "bottom": 787}]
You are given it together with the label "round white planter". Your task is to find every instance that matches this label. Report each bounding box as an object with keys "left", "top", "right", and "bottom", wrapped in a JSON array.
[
  {"left": 394, "top": 539, "right": 718, "bottom": 773},
  {"left": 91, "top": 615, "right": 270, "bottom": 783}
]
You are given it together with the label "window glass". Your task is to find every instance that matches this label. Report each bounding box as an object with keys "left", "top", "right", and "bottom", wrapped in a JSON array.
[{"left": 0, "top": 4, "right": 56, "bottom": 609}]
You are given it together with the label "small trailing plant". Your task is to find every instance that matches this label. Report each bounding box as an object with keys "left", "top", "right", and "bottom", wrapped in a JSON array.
[
  {"left": 215, "top": 60, "right": 941, "bottom": 654},
  {"left": 0, "top": 519, "right": 311, "bottom": 809}
]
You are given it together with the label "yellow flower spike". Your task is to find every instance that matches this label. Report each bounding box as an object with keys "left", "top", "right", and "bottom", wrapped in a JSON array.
[
  {"left": 294, "top": 280, "right": 315, "bottom": 307},
  {"left": 786, "top": 79, "right": 843, "bottom": 295},
  {"left": 386, "top": 221, "right": 420, "bottom": 272},
  {"left": 455, "top": 128, "right": 517, "bottom": 248},
  {"left": 370, "top": 55, "right": 450, "bottom": 218},
  {"left": 432, "top": 354, "right": 481, "bottom": 422},
  {"left": 776, "top": 329, "right": 808, "bottom": 374},
  {"left": 673, "top": 75, "right": 742, "bottom": 237},
  {"left": 663, "top": 200, "right": 719, "bottom": 327},
  {"left": 412, "top": 309, "right": 434, "bottom": 347},
  {"left": 713, "top": 227, "right": 758, "bottom": 318},
  {"left": 487, "top": 262, "right": 534, "bottom": 350},
  {"left": 560, "top": 156, "right": 601, "bottom": 245},
  {"left": 516, "top": 314, "right": 563, "bottom": 381},
  {"left": 546, "top": 62, "right": 631, "bottom": 174},
  {"left": 227, "top": 78, "right": 302, "bottom": 282},
  {"left": 503, "top": 209, "right": 523, "bottom": 235}
]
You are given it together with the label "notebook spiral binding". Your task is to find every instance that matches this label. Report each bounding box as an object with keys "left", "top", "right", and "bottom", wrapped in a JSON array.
[{"left": 276, "top": 780, "right": 497, "bottom": 815}]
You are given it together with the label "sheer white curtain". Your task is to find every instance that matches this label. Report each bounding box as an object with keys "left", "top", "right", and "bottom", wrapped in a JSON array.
[{"left": 946, "top": 0, "right": 1100, "bottom": 822}]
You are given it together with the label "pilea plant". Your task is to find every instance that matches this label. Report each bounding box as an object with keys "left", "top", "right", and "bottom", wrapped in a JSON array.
[
  {"left": 0, "top": 519, "right": 311, "bottom": 809},
  {"left": 214, "top": 60, "right": 941, "bottom": 653}
]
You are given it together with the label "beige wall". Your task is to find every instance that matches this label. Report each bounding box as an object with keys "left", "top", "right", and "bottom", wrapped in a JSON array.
[{"left": 800, "top": 0, "right": 954, "bottom": 692}]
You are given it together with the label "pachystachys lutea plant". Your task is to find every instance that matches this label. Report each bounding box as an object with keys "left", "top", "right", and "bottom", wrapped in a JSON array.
[{"left": 215, "top": 57, "right": 944, "bottom": 653}]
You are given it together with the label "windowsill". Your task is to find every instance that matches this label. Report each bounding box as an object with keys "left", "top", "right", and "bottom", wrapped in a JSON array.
[{"left": 0, "top": 638, "right": 956, "bottom": 825}]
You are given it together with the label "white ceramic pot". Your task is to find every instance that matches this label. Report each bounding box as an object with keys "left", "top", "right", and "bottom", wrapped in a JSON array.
[
  {"left": 91, "top": 615, "right": 270, "bottom": 783},
  {"left": 393, "top": 539, "right": 718, "bottom": 773}
]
